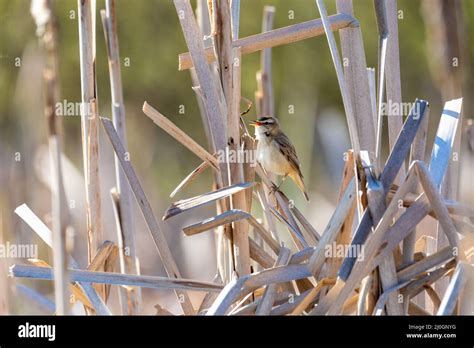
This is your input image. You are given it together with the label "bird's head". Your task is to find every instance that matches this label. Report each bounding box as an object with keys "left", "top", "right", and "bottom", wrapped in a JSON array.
[{"left": 250, "top": 116, "right": 279, "bottom": 139}]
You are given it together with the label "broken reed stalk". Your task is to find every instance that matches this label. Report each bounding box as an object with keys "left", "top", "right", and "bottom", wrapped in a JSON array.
[
  {"left": 100, "top": 117, "right": 194, "bottom": 314},
  {"left": 403, "top": 260, "right": 456, "bottom": 305},
  {"left": 384, "top": 0, "right": 404, "bottom": 169},
  {"left": 183, "top": 209, "right": 249, "bottom": 236},
  {"left": 373, "top": 0, "right": 389, "bottom": 166},
  {"left": 415, "top": 161, "right": 461, "bottom": 257},
  {"left": 254, "top": 6, "right": 278, "bottom": 258},
  {"left": 178, "top": 13, "right": 358, "bottom": 70},
  {"left": 174, "top": 0, "right": 235, "bottom": 283},
  {"left": 361, "top": 154, "right": 403, "bottom": 315},
  {"left": 31, "top": 0, "right": 69, "bottom": 315},
  {"left": 334, "top": 0, "right": 375, "bottom": 158},
  {"left": 397, "top": 246, "right": 455, "bottom": 284},
  {"left": 10, "top": 265, "right": 224, "bottom": 293},
  {"left": 101, "top": 0, "right": 140, "bottom": 315},
  {"left": 216, "top": 0, "right": 250, "bottom": 277},
  {"left": 49, "top": 134, "right": 69, "bottom": 314},
  {"left": 229, "top": 46, "right": 252, "bottom": 277},
  {"left": 142, "top": 102, "right": 219, "bottom": 170},
  {"left": 173, "top": 0, "right": 227, "bottom": 164},
  {"left": 403, "top": 107, "right": 430, "bottom": 269},
  {"left": 367, "top": 67, "right": 377, "bottom": 126},
  {"left": 163, "top": 182, "right": 255, "bottom": 220},
  {"left": 230, "top": 0, "right": 240, "bottom": 39},
  {"left": 435, "top": 99, "right": 464, "bottom": 296},
  {"left": 316, "top": 0, "right": 360, "bottom": 155},
  {"left": 192, "top": 0, "right": 213, "bottom": 149},
  {"left": 331, "top": 0, "right": 375, "bottom": 226},
  {"left": 249, "top": 238, "right": 276, "bottom": 268},
  {"left": 78, "top": 0, "right": 103, "bottom": 264},
  {"left": 170, "top": 161, "right": 210, "bottom": 198}
]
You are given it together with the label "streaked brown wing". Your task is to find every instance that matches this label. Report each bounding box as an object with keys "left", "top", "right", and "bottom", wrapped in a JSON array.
[{"left": 274, "top": 131, "right": 304, "bottom": 177}]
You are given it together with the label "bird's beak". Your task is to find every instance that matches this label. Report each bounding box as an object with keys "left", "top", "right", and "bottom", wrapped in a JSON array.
[{"left": 250, "top": 120, "right": 262, "bottom": 127}]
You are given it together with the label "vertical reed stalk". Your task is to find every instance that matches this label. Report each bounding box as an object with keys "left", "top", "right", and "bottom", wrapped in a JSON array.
[
  {"left": 101, "top": 0, "right": 140, "bottom": 315},
  {"left": 78, "top": 0, "right": 103, "bottom": 264},
  {"left": 32, "top": 0, "right": 70, "bottom": 315}
]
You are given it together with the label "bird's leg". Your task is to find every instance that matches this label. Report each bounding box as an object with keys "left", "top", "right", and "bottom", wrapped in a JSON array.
[
  {"left": 269, "top": 182, "right": 278, "bottom": 195},
  {"left": 270, "top": 174, "right": 288, "bottom": 194},
  {"left": 276, "top": 174, "right": 288, "bottom": 190}
]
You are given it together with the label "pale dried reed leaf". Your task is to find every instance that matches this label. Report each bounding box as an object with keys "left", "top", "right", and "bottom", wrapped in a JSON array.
[
  {"left": 170, "top": 161, "right": 210, "bottom": 198},
  {"left": 142, "top": 101, "right": 219, "bottom": 171},
  {"left": 163, "top": 182, "right": 255, "bottom": 220}
]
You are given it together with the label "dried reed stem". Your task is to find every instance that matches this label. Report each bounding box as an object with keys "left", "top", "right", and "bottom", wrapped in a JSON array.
[
  {"left": 32, "top": 0, "right": 71, "bottom": 315},
  {"left": 78, "top": 0, "right": 103, "bottom": 263},
  {"left": 178, "top": 13, "right": 357, "bottom": 70},
  {"left": 101, "top": 0, "right": 140, "bottom": 314},
  {"left": 403, "top": 108, "right": 430, "bottom": 268},
  {"left": 142, "top": 102, "right": 219, "bottom": 170},
  {"left": 101, "top": 117, "right": 194, "bottom": 314},
  {"left": 373, "top": 0, "right": 389, "bottom": 166},
  {"left": 335, "top": 0, "right": 375, "bottom": 157},
  {"left": 10, "top": 265, "right": 223, "bottom": 293},
  {"left": 316, "top": 0, "right": 360, "bottom": 154},
  {"left": 384, "top": 0, "right": 405, "bottom": 178}
]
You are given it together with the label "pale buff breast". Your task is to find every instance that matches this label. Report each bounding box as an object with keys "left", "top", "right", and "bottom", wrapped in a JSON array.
[{"left": 256, "top": 138, "right": 292, "bottom": 176}]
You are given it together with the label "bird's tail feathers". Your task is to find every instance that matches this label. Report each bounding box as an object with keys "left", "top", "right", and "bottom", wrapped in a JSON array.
[{"left": 290, "top": 172, "right": 310, "bottom": 202}]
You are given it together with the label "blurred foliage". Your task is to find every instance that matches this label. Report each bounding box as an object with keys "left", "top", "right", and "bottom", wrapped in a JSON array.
[{"left": 0, "top": 0, "right": 473, "bottom": 201}]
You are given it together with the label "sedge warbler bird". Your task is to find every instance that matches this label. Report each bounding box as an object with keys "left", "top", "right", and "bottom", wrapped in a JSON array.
[{"left": 251, "top": 116, "right": 309, "bottom": 202}]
